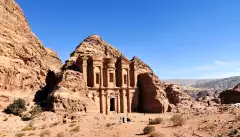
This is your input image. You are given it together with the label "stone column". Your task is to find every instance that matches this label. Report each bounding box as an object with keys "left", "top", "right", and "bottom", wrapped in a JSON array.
[
  {"left": 100, "top": 66, "right": 104, "bottom": 87},
  {"left": 116, "top": 92, "right": 120, "bottom": 113},
  {"left": 121, "top": 89, "right": 127, "bottom": 113},
  {"left": 134, "top": 69, "right": 138, "bottom": 87},
  {"left": 127, "top": 69, "right": 130, "bottom": 87},
  {"left": 91, "top": 66, "right": 95, "bottom": 88},
  {"left": 127, "top": 90, "right": 132, "bottom": 113},
  {"left": 105, "top": 91, "right": 110, "bottom": 115},
  {"left": 100, "top": 89, "right": 105, "bottom": 114},
  {"left": 113, "top": 69, "right": 116, "bottom": 88},
  {"left": 82, "top": 57, "right": 88, "bottom": 83}
]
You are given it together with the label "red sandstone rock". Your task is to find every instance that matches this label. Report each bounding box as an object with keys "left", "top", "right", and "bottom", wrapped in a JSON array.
[
  {"left": 165, "top": 84, "right": 190, "bottom": 105},
  {"left": 0, "top": 0, "right": 62, "bottom": 108},
  {"left": 137, "top": 73, "right": 169, "bottom": 113},
  {"left": 48, "top": 70, "right": 97, "bottom": 113}
]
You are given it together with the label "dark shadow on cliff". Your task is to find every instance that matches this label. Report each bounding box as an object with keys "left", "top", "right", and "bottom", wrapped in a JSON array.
[{"left": 34, "top": 70, "right": 63, "bottom": 109}]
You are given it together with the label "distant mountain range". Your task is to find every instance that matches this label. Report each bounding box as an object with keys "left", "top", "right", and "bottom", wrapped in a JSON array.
[
  {"left": 164, "top": 76, "right": 240, "bottom": 91},
  {"left": 163, "top": 79, "right": 213, "bottom": 85}
]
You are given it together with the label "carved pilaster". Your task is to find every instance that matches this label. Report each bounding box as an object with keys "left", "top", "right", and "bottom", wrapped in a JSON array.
[{"left": 82, "top": 56, "right": 88, "bottom": 83}]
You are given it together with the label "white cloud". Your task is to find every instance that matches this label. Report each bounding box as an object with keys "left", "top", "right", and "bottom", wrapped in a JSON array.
[
  {"left": 214, "top": 60, "right": 227, "bottom": 66},
  {"left": 214, "top": 60, "right": 240, "bottom": 66}
]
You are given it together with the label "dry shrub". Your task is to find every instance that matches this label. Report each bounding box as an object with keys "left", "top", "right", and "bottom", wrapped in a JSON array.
[
  {"left": 40, "top": 130, "right": 51, "bottom": 137},
  {"left": 3, "top": 118, "right": 8, "bottom": 121},
  {"left": 15, "top": 133, "right": 25, "bottom": 137},
  {"left": 50, "top": 121, "right": 60, "bottom": 127},
  {"left": 70, "top": 126, "right": 80, "bottom": 132},
  {"left": 22, "top": 123, "right": 36, "bottom": 131},
  {"left": 69, "top": 123, "right": 76, "bottom": 127},
  {"left": 170, "top": 115, "right": 185, "bottom": 126},
  {"left": 149, "top": 132, "right": 165, "bottom": 137},
  {"left": 198, "top": 123, "right": 215, "bottom": 131},
  {"left": 149, "top": 117, "right": 163, "bottom": 125},
  {"left": 5, "top": 98, "right": 26, "bottom": 116},
  {"left": 105, "top": 123, "right": 112, "bottom": 128},
  {"left": 57, "top": 132, "right": 65, "bottom": 137},
  {"left": 143, "top": 126, "right": 156, "bottom": 134},
  {"left": 28, "top": 133, "right": 35, "bottom": 136},
  {"left": 30, "top": 105, "right": 42, "bottom": 117}
]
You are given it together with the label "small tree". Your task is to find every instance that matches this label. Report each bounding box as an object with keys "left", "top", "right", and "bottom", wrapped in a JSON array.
[{"left": 5, "top": 98, "right": 27, "bottom": 116}]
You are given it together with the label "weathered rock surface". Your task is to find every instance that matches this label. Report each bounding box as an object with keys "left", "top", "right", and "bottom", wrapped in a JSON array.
[
  {"left": 165, "top": 84, "right": 190, "bottom": 105},
  {"left": 137, "top": 73, "right": 169, "bottom": 113},
  {"left": 130, "top": 56, "right": 153, "bottom": 74},
  {"left": 48, "top": 70, "right": 97, "bottom": 113},
  {"left": 0, "top": 0, "right": 62, "bottom": 108},
  {"left": 71, "top": 34, "right": 126, "bottom": 59}
]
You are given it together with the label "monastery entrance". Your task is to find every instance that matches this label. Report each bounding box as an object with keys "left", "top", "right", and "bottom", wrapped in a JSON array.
[{"left": 110, "top": 97, "right": 115, "bottom": 111}]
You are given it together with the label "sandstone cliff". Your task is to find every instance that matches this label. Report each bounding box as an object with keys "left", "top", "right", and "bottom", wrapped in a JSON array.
[{"left": 0, "top": 0, "right": 62, "bottom": 108}]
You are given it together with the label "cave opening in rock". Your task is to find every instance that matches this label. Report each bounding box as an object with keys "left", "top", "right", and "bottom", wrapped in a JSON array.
[{"left": 110, "top": 97, "right": 115, "bottom": 111}]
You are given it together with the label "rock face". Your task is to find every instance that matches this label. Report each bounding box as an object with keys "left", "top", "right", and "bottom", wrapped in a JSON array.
[
  {"left": 137, "top": 73, "right": 169, "bottom": 113},
  {"left": 130, "top": 56, "right": 153, "bottom": 74},
  {"left": 71, "top": 34, "right": 126, "bottom": 59},
  {"left": 0, "top": 0, "right": 62, "bottom": 108},
  {"left": 63, "top": 34, "right": 129, "bottom": 70},
  {"left": 165, "top": 84, "right": 190, "bottom": 105},
  {"left": 48, "top": 70, "right": 97, "bottom": 113}
]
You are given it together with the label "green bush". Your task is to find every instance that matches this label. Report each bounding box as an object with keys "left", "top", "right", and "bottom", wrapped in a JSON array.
[
  {"left": 149, "top": 117, "right": 163, "bottom": 125},
  {"left": 5, "top": 99, "right": 26, "bottom": 116},
  {"left": 143, "top": 126, "right": 156, "bottom": 134}
]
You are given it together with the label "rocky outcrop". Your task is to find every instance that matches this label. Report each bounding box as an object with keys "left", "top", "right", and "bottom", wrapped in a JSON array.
[
  {"left": 137, "top": 73, "right": 169, "bottom": 113},
  {"left": 71, "top": 34, "right": 127, "bottom": 59},
  {"left": 130, "top": 56, "right": 153, "bottom": 74},
  {"left": 48, "top": 70, "right": 97, "bottom": 113},
  {"left": 165, "top": 84, "right": 190, "bottom": 105},
  {"left": 0, "top": 0, "right": 62, "bottom": 107}
]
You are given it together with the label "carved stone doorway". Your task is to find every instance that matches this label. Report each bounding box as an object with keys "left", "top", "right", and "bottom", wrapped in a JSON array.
[{"left": 110, "top": 97, "right": 115, "bottom": 111}]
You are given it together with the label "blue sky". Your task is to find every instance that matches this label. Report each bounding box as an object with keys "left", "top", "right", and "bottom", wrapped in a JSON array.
[{"left": 16, "top": 0, "right": 240, "bottom": 79}]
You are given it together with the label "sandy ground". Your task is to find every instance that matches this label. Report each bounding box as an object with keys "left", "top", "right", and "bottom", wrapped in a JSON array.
[{"left": 0, "top": 106, "right": 240, "bottom": 137}]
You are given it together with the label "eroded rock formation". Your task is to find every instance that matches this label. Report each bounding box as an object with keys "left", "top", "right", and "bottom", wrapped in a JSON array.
[
  {"left": 0, "top": 0, "right": 62, "bottom": 108},
  {"left": 48, "top": 70, "right": 97, "bottom": 113},
  {"left": 165, "top": 84, "right": 190, "bottom": 105},
  {"left": 137, "top": 73, "right": 169, "bottom": 113}
]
